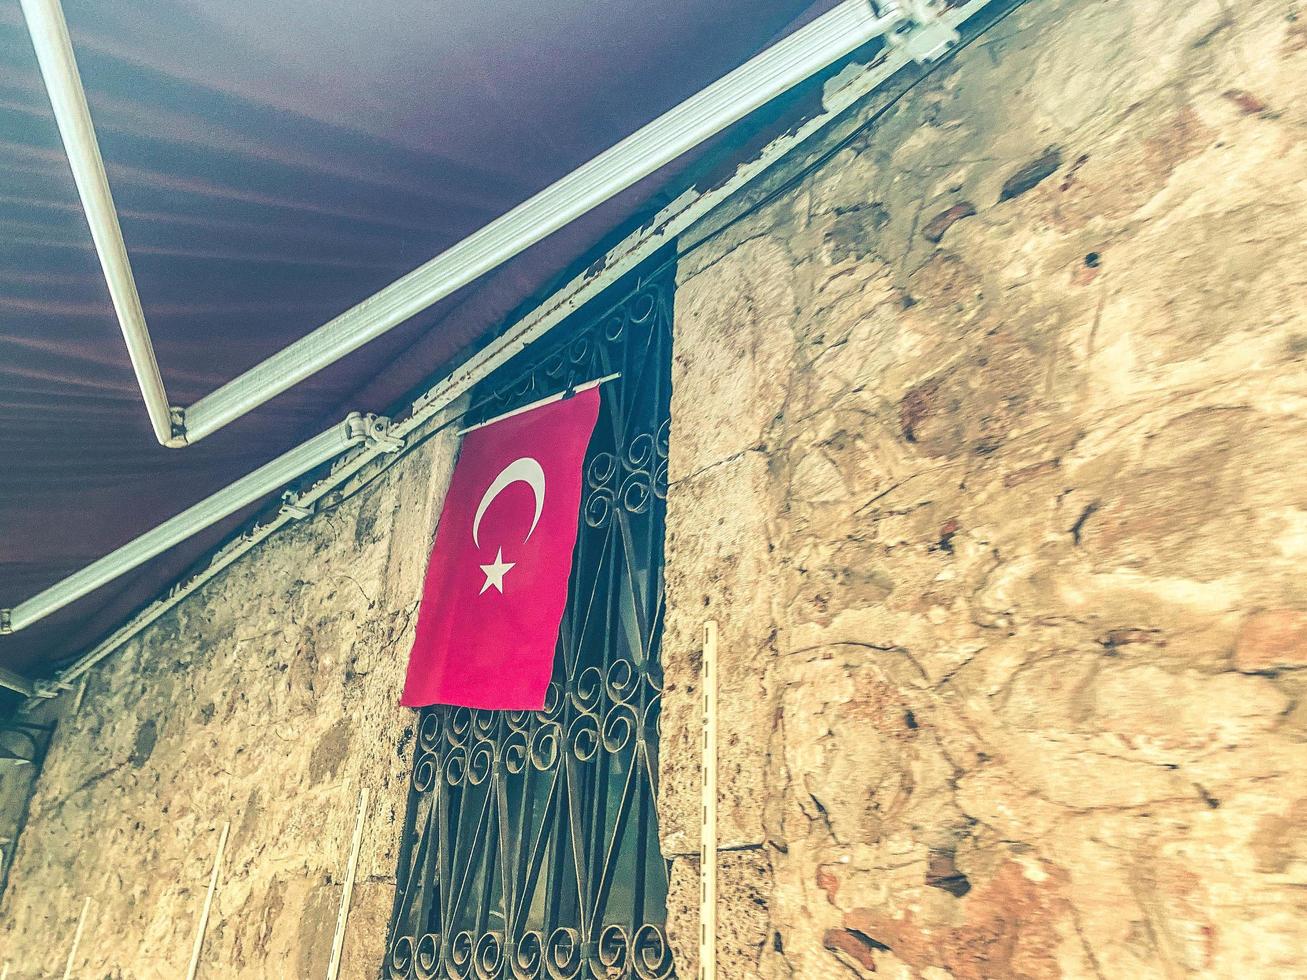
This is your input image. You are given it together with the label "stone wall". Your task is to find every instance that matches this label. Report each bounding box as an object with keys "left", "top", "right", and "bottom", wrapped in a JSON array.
[
  {"left": 659, "top": 0, "right": 1307, "bottom": 977},
  {"left": 4, "top": 0, "right": 1307, "bottom": 977},
  {"left": 0, "top": 423, "right": 460, "bottom": 977}
]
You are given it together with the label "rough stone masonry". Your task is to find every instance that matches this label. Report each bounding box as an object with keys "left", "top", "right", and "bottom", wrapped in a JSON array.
[
  {"left": 2, "top": 0, "right": 1306, "bottom": 977},
  {"left": 658, "top": 0, "right": 1307, "bottom": 976},
  {"left": 0, "top": 424, "right": 462, "bottom": 977}
]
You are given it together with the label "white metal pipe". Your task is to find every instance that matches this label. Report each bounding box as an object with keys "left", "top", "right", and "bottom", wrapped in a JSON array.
[
  {"left": 180, "top": 0, "right": 897, "bottom": 443},
  {"left": 1, "top": 416, "right": 367, "bottom": 633},
  {"left": 19, "top": 0, "right": 179, "bottom": 447},
  {"left": 0, "top": 666, "right": 36, "bottom": 698},
  {"left": 700, "top": 619, "right": 719, "bottom": 980},
  {"left": 185, "top": 822, "right": 229, "bottom": 980}
]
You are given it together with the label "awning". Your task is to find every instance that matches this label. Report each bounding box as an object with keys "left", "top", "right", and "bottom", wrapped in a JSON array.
[{"left": 1, "top": 0, "right": 852, "bottom": 684}]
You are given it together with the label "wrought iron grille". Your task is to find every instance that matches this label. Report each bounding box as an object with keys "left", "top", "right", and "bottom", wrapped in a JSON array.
[
  {"left": 0, "top": 719, "right": 56, "bottom": 903},
  {"left": 386, "top": 259, "right": 676, "bottom": 980}
]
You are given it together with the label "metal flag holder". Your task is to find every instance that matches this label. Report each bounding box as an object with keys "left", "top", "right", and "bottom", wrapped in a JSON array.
[{"left": 456, "top": 373, "right": 621, "bottom": 436}]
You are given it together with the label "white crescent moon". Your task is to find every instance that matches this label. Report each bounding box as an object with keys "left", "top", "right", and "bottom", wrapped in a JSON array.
[{"left": 472, "top": 457, "right": 546, "bottom": 548}]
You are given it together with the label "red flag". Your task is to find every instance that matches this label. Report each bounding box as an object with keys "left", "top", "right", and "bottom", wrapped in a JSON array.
[{"left": 401, "top": 387, "right": 601, "bottom": 709}]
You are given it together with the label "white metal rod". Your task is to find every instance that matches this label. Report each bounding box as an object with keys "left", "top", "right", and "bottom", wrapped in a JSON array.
[
  {"left": 0, "top": 666, "right": 35, "bottom": 698},
  {"left": 455, "top": 373, "right": 620, "bottom": 435},
  {"left": 45, "top": 412, "right": 395, "bottom": 692},
  {"left": 18, "top": 0, "right": 177, "bottom": 447},
  {"left": 326, "top": 787, "right": 370, "bottom": 980},
  {"left": 700, "top": 620, "right": 719, "bottom": 980},
  {"left": 180, "top": 0, "right": 894, "bottom": 443},
  {"left": 186, "top": 822, "right": 229, "bottom": 980},
  {"left": 61, "top": 896, "right": 91, "bottom": 980},
  {"left": 1, "top": 416, "right": 367, "bottom": 633}
]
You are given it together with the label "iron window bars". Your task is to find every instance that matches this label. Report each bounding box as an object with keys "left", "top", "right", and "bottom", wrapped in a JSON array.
[{"left": 386, "top": 258, "right": 676, "bottom": 979}]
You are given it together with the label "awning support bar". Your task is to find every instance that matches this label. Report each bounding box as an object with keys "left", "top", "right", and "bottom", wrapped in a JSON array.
[
  {"left": 0, "top": 665, "right": 35, "bottom": 699},
  {"left": 0, "top": 414, "right": 396, "bottom": 635},
  {"left": 19, "top": 0, "right": 181, "bottom": 447}
]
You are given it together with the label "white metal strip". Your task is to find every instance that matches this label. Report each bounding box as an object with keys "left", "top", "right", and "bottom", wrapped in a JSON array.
[
  {"left": 179, "top": 0, "right": 896, "bottom": 443},
  {"left": 326, "top": 787, "right": 370, "bottom": 980},
  {"left": 700, "top": 620, "right": 719, "bottom": 980},
  {"left": 2, "top": 416, "right": 368, "bottom": 633},
  {"left": 18, "top": 0, "right": 177, "bottom": 446},
  {"left": 185, "top": 822, "right": 229, "bottom": 980}
]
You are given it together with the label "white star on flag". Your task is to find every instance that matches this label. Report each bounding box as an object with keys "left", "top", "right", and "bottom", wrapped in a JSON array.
[{"left": 479, "top": 547, "right": 516, "bottom": 595}]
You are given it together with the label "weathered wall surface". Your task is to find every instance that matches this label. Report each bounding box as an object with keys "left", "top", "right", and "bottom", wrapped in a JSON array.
[
  {"left": 661, "top": 0, "right": 1307, "bottom": 977},
  {"left": 5, "top": 1, "right": 1307, "bottom": 977},
  {"left": 0, "top": 424, "right": 459, "bottom": 977}
]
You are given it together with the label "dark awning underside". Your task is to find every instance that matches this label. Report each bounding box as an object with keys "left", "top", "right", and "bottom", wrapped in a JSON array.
[{"left": 0, "top": 0, "right": 839, "bottom": 679}]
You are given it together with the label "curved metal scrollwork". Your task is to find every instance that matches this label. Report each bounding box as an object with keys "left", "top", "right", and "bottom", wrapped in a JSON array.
[{"left": 387, "top": 262, "right": 675, "bottom": 977}]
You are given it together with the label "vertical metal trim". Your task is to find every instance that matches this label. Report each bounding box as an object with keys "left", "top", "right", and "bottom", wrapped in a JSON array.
[
  {"left": 185, "top": 822, "right": 229, "bottom": 980},
  {"left": 699, "top": 621, "right": 718, "bottom": 980},
  {"left": 61, "top": 896, "right": 91, "bottom": 980},
  {"left": 326, "top": 787, "right": 370, "bottom": 980}
]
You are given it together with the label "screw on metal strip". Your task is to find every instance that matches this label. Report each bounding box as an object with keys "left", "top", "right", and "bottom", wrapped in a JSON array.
[
  {"left": 279, "top": 491, "right": 314, "bottom": 521},
  {"left": 873, "top": 0, "right": 959, "bottom": 63},
  {"left": 363, "top": 414, "right": 404, "bottom": 453},
  {"left": 168, "top": 405, "right": 189, "bottom": 446}
]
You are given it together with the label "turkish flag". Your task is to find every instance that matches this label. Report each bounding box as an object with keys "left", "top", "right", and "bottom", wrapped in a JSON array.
[{"left": 401, "top": 387, "right": 601, "bottom": 709}]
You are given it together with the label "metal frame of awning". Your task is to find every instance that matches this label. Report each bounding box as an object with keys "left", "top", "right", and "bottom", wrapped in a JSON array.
[
  {"left": 18, "top": 0, "right": 177, "bottom": 445},
  {"left": 19, "top": 0, "right": 958, "bottom": 447},
  {"left": 1, "top": 0, "right": 983, "bottom": 694}
]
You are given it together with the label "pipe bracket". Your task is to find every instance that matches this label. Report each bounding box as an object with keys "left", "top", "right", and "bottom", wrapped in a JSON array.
[
  {"left": 363, "top": 415, "right": 404, "bottom": 454},
  {"left": 279, "top": 491, "right": 314, "bottom": 521},
  {"left": 167, "top": 405, "right": 189, "bottom": 447},
  {"left": 873, "top": 0, "right": 959, "bottom": 63}
]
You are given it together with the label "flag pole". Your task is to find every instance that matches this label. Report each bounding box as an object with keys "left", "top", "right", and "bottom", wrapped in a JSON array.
[{"left": 456, "top": 373, "right": 620, "bottom": 436}]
